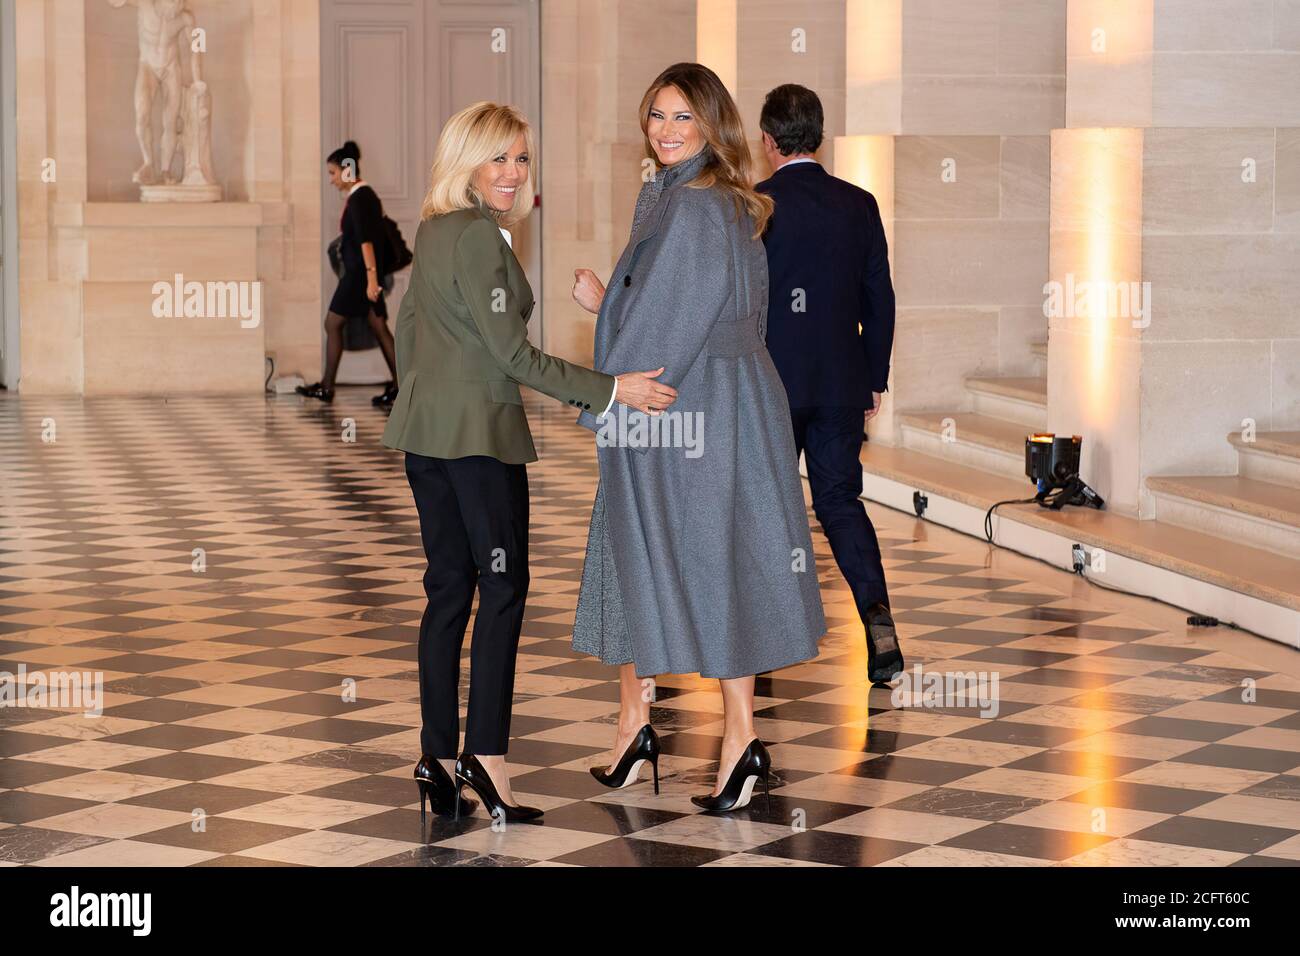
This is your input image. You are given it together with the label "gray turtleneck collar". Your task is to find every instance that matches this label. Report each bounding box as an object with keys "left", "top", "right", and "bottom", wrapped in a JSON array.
[{"left": 659, "top": 145, "right": 713, "bottom": 189}]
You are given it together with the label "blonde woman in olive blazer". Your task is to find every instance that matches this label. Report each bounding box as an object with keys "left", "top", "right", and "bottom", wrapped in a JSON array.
[{"left": 382, "top": 101, "right": 677, "bottom": 823}]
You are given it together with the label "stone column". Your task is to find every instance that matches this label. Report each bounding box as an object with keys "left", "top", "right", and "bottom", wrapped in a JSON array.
[
  {"left": 839, "top": 0, "right": 1067, "bottom": 443},
  {"left": 1049, "top": 0, "right": 1300, "bottom": 515}
]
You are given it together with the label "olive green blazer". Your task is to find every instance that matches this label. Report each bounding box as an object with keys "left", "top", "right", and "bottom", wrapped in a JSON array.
[{"left": 381, "top": 205, "right": 615, "bottom": 464}]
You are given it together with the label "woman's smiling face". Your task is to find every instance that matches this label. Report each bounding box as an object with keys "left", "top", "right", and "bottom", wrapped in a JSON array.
[
  {"left": 472, "top": 134, "right": 530, "bottom": 213},
  {"left": 646, "top": 85, "right": 703, "bottom": 166}
]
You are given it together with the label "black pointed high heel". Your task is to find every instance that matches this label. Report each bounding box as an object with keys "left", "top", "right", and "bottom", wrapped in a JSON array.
[
  {"left": 590, "top": 724, "right": 661, "bottom": 794},
  {"left": 691, "top": 739, "right": 772, "bottom": 813},
  {"left": 865, "top": 602, "right": 904, "bottom": 685},
  {"left": 414, "top": 755, "right": 473, "bottom": 817},
  {"left": 453, "top": 754, "right": 543, "bottom": 823}
]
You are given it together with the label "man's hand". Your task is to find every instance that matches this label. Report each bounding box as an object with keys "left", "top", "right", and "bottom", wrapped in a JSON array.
[
  {"left": 865, "top": 392, "right": 883, "bottom": 424},
  {"left": 573, "top": 269, "right": 606, "bottom": 315},
  {"left": 614, "top": 367, "right": 678, "bottom": 416}
]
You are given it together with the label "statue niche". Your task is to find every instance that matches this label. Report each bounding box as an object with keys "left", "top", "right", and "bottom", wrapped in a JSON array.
[{"left": 108, "top": 0, "right": 220, "bottom": 202}]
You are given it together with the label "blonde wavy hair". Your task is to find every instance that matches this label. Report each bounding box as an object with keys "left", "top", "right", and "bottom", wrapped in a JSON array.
[
  {"left": 420, "top": 102, "right": 535, "bottom": 224},
  {"left": 638, "top": 63, "right": 773, "bottom": 238}
]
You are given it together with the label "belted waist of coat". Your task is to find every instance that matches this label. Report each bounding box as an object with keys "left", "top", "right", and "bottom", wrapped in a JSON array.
[{"left": 704, "top": 319, "right": 764, "bottom": 357}]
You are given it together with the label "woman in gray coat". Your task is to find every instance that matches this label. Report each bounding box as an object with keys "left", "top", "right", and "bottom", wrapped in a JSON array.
[{"left": 570, "top": 63, "right": 827, "bottom": 812}]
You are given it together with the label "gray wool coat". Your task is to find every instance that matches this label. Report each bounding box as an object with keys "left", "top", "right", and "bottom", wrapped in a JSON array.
[{"left": 571, "top": 147, "right": 827, "bottom": 679}]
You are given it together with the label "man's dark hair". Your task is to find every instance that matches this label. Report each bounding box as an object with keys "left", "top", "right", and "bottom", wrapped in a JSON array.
[{"left": 759, "top": 84, "right": 824, "bottom": 156}]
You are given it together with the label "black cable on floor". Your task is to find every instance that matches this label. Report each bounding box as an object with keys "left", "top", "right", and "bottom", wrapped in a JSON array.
[
  {"left": 979, "top": 494, "right": 1246, "bottom": 633},
  {"left": 984, "top": 496, "right": 1040, "bottom": 542}
]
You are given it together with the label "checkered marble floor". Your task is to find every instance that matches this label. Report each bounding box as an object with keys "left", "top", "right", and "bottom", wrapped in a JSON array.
[{"left": 1, "top": 387, "right": 1298, "bottom": 868}]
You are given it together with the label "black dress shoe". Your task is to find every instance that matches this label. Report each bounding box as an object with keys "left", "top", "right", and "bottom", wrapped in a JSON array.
[
  {"left": 454, "top": 754, "right": 543, "bottom": 823},
  {"left": 590, "top": 724, "right": 660, "bottom": 793},
  {"left": 691, "top": 738, "right": 771, "bottom": 813},
  {"left": 414, "top": 755, "right": 474, "bottom": 817},
  {"left": 865, "top": 602, "right": 904, "bottom": 685},
  {"left": 295, "top": 381, "right": 335, "bottom": 403},
  {"left": 371, "top": 382, "right": 398, "bottom": 407}
]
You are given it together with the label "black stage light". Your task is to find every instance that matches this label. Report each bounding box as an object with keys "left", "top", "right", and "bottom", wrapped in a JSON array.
[{"left": 1025, "top": 433, "right": 1105, "bottom": 511}]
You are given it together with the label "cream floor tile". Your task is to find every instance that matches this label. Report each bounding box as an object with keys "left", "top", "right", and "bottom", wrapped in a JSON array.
[
  {"left": 164, "top": 684, "right": 299, "bottom": 707},
  {"left": 955, "top": 768, "right": 1095, "bottom": 800},
  {"left": 240, "top": 830, "right": 418, "bottom": 866},
  {"left": 189, "top": 734, "right": 336, "bottom": 763},
  {"left": 1159, "top": 700, "right": 1292, "bottom": 726},
  {"left": 1182, "top": 793, "right": 1300, "bottom": 829},
  {"left": 893, "top": 736, "right": 1044, "bottom": 766},
  {"left": 37, "top": 802, "right": 195, "bottom": 839},
  {"left": 15, "top": 714, "right": 154, "bottom": 741},
  {"left": 1001, "top": 800, "right": 1171, "bottom": 837},
  {"left": 174, "top": 709, "right": 320, "bottom": 734},
  {"left": 1217, "top": 725, "right": 1300, "bottom": 752},
  {"left": 219, "top": 794, "right": 392, "bottom": 829},
  {"left": 435, "top": 824, "right": 613, "bottom": 861},
  {"left": 1003, "top": 705, "right": 1139, "bottom": 732},
  {"left": 1259, "top": 832, "right": 1300, "bottom": 860},
  {"left": 820, "top": 806, "right": 989, "bottom": 843},
  {"left": 774, "top": 773, "right": 931, "bottom": 808},
  {"left": 1117, "top": 762, "right": 1276, "bottom": 794},
  {"left": 879, "top": 845, "right": 1053, "bottom": 866},
  {"left": 35, "top": 839, "right": 220, "bottom": 867},
  {"left": 634, "top": 815, "right": 795, "bottom": 852},
  {"left": 1058, "top": 732, "right": 1205, "bottom": 761},
  {"left": 1057, "top": 838, "right": 1246, "bottom": 867},
  {"left": 205, "top": 763, "right": 362, "bottom": 794},
  {"left": 766, "top": 743, "right": 875, "bottom": 773},
  {"left": 704, "top": 852, "right": 835, "bottom": 866},
  {"left": 19, "top": 740, "right": 171, "bottom": 770},
  {"left": 23, "top": 769, "right": 181, "bottom": 802}
]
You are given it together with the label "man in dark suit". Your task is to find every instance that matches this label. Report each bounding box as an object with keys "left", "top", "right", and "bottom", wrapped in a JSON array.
[{"left": 756, "top": 84, "right": 903, "bottom": 685}]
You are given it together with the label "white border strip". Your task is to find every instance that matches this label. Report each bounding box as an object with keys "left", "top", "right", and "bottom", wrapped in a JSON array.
[{"left": 850, "top": 465, "right": 1300, "bottom": 651}]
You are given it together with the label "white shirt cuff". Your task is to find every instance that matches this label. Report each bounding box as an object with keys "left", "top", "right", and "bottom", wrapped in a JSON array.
[{"left": 598, "top": 378, "right": 617, "bottom": 417}]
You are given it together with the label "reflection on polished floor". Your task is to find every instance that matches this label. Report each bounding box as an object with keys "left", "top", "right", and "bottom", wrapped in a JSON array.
[{"left": 1, "top": 389, "right": 1298, "bottom": 867}]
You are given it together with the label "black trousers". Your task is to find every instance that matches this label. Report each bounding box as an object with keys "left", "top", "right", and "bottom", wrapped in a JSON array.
[
  {"left": 790, "top": 406, "right": 891, "bottom": 619},
  {"left": 405, "top": 452, "right": 530, "bottom": 758}
]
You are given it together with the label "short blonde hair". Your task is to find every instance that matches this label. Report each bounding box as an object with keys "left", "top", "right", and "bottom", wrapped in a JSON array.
[{"left": 420, "top": 102, "right": 535, "bottom": 224}]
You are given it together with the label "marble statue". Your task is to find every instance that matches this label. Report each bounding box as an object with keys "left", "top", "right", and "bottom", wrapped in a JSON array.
[{"left": 108, "top": 0, "right": 220, "bottom": 201}]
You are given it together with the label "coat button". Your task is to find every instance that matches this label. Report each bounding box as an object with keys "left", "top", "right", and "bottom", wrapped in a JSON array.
[{"left": 623, "top": 275, "right": 631, "bottom": 287}]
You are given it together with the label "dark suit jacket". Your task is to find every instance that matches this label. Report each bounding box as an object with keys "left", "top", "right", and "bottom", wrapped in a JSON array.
[{"left": 756, "top": 161, "right": 895, "bottom": 409}]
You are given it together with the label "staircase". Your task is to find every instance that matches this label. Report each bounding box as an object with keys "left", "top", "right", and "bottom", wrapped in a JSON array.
[
  {"left": 1147, "top": 433, "right": 1300, "bottom": 560},
  {"left": 857, "top": 337, "right": 1300, "bottom": 648},
  {"left": 897, "top": 374, "right": 1045, "bottom": 480}
]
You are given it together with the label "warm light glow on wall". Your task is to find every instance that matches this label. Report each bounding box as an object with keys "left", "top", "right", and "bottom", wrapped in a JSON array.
[
  {"left": 833, "top": 135, "right": 895, "bottom": 250},
  {"left": 845, "top": 0, "right": 902, "bottom": 134},
  {"left": 695, "top": 0, "right": 737, "bottom": 97}
]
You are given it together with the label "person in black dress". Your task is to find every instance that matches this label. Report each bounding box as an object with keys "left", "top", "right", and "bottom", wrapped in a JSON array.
[{"left": 298, "top": 140, "right": 399, "bottom": 405}]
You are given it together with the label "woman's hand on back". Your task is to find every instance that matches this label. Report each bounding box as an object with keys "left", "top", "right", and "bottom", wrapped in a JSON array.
[
  {"left": 572, "top": 269, "right": 606, "bottom": 314},
  {"left": 614, "top": 367, "right": 677, "bottom": 416}
]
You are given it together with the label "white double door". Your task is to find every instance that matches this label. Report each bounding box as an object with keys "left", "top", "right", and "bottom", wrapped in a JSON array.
[{"left": 320, "top": 0, "right": 542, "bottom": 384}]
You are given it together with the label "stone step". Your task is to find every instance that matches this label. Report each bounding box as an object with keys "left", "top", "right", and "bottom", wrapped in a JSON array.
[
  {"left": 898, "top": 412, "right": 1029, "bottom": 480},
  {"left": 964, "top": 375, "right": 1047, "bottom": 429},
  {"left": 856, "top": 442, "right": 1300, "bottom": 624},
  {"left": 1147, "top": 474, "right": 1300, "bottom": 560},
  {"left": 1228, "top": 431, "right": 1300, "bottom": 488}
]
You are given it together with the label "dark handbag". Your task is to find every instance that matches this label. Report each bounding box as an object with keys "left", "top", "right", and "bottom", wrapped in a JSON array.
[
  {"left": 327, "top": 235, "right": 345, "bottom": 278},
  {"left": 382, "top": 215, "right": 413, "bottom": 275}
]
